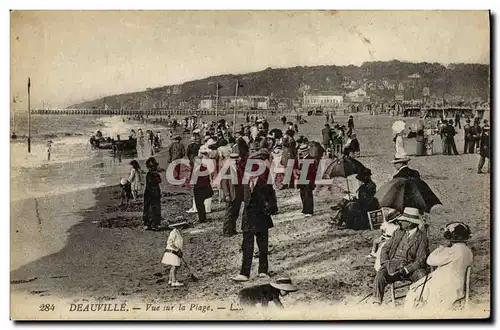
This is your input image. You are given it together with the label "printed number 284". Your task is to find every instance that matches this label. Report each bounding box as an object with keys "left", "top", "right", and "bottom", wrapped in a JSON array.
[{"left": 39, "top": 304, "right": 55, "bottom": 312}]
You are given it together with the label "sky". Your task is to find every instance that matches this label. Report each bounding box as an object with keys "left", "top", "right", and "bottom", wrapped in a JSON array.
[{"left": 10, "top": 10, "right": 490, "bottom": 109}]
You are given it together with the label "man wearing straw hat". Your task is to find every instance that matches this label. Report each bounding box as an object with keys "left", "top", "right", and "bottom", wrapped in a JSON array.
[
  {"left": 237, "top": 277, "right": 298, "bottom": 308},
  {"left": 392, "top": 156, "right": 420, "bottom": 179},
  {"left": 372, "top": 207, "right": 429, "bottom": 305}
]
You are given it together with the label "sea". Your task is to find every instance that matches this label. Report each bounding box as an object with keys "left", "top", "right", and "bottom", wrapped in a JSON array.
[{"left": 10, "top": 113, "right": 173, "bottom": 271}]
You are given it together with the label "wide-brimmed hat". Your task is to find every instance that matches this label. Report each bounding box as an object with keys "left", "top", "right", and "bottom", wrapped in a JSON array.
[
  {"left": 443, "top": 222, "right": 471, "bottom": 241},
  {"left": 396, "top": 207, "right": 423, "bottom": 225},
  {"left": 199, "top": 146, "right": 210, "bottom": 154},
  {"left": 355, "top": 168, "right": 372, "bottom": 181},
  {"left": 206, "top": 138, "right": 217, "bottom": 146},
  {"left": 193, "top": 129, "right": 201, "bottom": 134},
  {"left": 272, "top": 147, "right": 283, "bottom": 155},
  {"left": 145, "top": 157, "right": 159, "bottom": 169},
  {"left": 297, "top": 144, "right": 310, "bottom": 154},
  {"left": 229, "top": 153, "right": 240, "bottom": 159},
  {"left": 386, "top": 209, "right": 402, "bottom": 223},
  {"left": 392, "top": 157, "right": 411, "bottom": 164},
  {"left": 270, "top": 277, "right": 298, "bottom": 292}
]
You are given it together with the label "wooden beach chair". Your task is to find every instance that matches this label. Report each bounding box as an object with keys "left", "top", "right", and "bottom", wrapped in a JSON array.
[{"left": 389, "top": 280, "right": 413, "bottom": 307}]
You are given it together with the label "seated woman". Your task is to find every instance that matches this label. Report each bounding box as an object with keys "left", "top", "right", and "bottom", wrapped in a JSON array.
[
  {"left": 330, "top": 169, "right": 377, "bottom": 230},
  {"left": 343, "top": 133, "right": 360, "bottom": 157},
  {"left": 404, "top": 222, "right": 473, "bottom": 310}
]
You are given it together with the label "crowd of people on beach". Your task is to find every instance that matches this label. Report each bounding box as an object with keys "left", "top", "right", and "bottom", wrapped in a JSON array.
[{"left": 113, "top": 109, "right": 488, "bottom": 310}]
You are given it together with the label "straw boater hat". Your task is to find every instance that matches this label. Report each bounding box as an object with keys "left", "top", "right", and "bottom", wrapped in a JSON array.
[
  {"left": 395, "top": 207, "right": 423, "bottom": 225},
  {"left": 206, "top": 138, "right": 217, "bottom": 146},
  {"left": 386, "top": 209, "right": 402, "bottom": 223},
  {"left": 229, "top": 153, "right": 240, "bottom": 159},
  {"left": 270, "top": 277, "right": 298, "bottom": 292},
  {"left": 391, "top": 156, "right": 411, "bottom": 164},
  {"left": 168, "top": 216, "right": 188, "bottom": 229}
]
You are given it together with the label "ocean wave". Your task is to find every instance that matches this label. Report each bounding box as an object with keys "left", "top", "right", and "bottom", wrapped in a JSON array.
[{"left": 10, "top": 181, "right": 108, "bottom": 202}]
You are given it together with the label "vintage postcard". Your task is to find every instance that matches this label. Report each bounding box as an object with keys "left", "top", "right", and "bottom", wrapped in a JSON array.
[{"left": 10, "top": 10, "right": 491, "bottom": 320}]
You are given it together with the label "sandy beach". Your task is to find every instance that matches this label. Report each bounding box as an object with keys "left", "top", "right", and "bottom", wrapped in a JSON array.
[{"left": 10, "top": 114, "right": 490, "bottom": 319}]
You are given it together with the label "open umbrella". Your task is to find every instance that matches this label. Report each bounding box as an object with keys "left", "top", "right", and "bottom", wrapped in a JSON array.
[
  {"left": 374, "top": 177, "right": 442, "bottom": 213},
  {"left": 392, "top": 120, "right": 406, "bottom": 134},
  {"left": 322, "top": 156, "right": 368, "bottom": 193}
]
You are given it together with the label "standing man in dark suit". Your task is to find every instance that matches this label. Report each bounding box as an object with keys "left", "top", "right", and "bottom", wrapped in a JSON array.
[
  {"left": 372, "top": 207, "right": 429, "bottom": 305},
  {"left": 347, "top": 115, "right": 354, "bottom": 137},
  {"left": 477, "top": 124, "right": 490, "bottom": 174},
  {"left": 463, "top": 119, "right": 473, "bottom": 154},
  {"left": 392, "top": 157, "right": 420, "bottom": 179},
  {"left": 322, "top": 123, "right": 331, "bottom": 149},
  {"left": 166, "top": 135, "right": 186, "bottom": 181},
  {"left": 232, "top": 163, "right": 278, "bottom": 282},
  {"left": 454, "top": 111, "right": 461, "bottom": 129},
  {"left": 444, "top": 120, "right": 459, "bottom": 155},
  {"left": 294, "top": 144, "right": 317, "bottom": 217}
]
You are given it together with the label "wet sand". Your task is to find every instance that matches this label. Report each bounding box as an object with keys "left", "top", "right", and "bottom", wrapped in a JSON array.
[{"left": 10, "top": 114, "right": 490, "bottom": 319}]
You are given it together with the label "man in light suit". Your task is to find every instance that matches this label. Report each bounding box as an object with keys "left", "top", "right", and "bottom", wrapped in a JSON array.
[{"left": 372, "top": 207, "right": 429, "bottom": 305}]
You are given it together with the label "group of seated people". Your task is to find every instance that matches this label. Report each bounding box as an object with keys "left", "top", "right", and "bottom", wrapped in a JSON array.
[{"left": 370, "top": 206, "right": 473, "bottom": 310}]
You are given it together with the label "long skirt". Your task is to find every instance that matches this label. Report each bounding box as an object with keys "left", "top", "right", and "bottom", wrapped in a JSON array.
[{"left": 416, "top": 141, "right": 426, "bottom": 156}]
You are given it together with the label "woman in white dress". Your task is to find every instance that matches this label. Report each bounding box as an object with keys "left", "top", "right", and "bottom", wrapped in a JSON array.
[
  {"left": 392, "top": 120, "right": 407, "bottom": 158},
  {"left": 404, "top": 222, "right": 473, "bottom": 310},
  {"left": 128, "top": 160, "right": 143, "bottom": 200}
]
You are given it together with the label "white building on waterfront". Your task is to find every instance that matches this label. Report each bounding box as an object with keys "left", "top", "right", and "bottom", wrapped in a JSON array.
[{"left": 303, "top": 92, "right": 343, "bottom": 108}]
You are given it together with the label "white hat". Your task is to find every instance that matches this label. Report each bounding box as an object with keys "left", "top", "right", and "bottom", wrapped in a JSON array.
[
  {"left": 120, "top": 178, "right": 128, "bottom": 185},
  {"left": 193, "top": 129, "right": 201, "bottom": 134},
  {"left": 199, "top": 146, "right": 210, "bottom": 154},
  {"left": 270, "top": 277, "right": 298, "bottom": 292},
  {"left": 392, "top": 157, "right": 411, "bottom": 164},
  {"left": 396, "top": 207, "right": 423, "bottom": 225},
  {"left": 206, "top": 138, "right": 217, "bottom": 146}
]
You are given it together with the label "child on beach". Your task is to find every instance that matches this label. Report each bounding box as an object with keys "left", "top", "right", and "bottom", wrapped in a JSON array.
[
  {"left": 119, "top": 178, "right": 133, "bottom": 206},
  {"left": 161, "top": 217, "right": 188, "bottom": 287}
]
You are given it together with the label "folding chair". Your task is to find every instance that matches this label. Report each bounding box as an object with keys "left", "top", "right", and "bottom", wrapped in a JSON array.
[
  {"left": 453, "top": 266, "right": 472, "bottom": 309},
  {"left": 389, "top": 280, "right": 413, "bottom": 307}
]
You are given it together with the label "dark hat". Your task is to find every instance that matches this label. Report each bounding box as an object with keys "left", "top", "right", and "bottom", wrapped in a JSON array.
[
  {"left": 145, "top": 157, "right": 159, "bottom": 169},
  {"left": 297, "top": 144, "right": 310, "bottom": 154},
  {"left": 466, "top": 119, "right": 471, "bottom": 123},
  {"left": 443, "top": 222, "right": 471, "bottom": 241},
  {"left": 173, "top": 135, "right": 182, "bottom": 141}
]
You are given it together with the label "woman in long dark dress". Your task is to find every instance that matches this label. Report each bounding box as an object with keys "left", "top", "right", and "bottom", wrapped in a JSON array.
[
  {"left": 143, "top": 157, "right": 162, "bottom": 230},
  {"left": 344, "top": 169, "right": 377, "bottom": 230}
]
